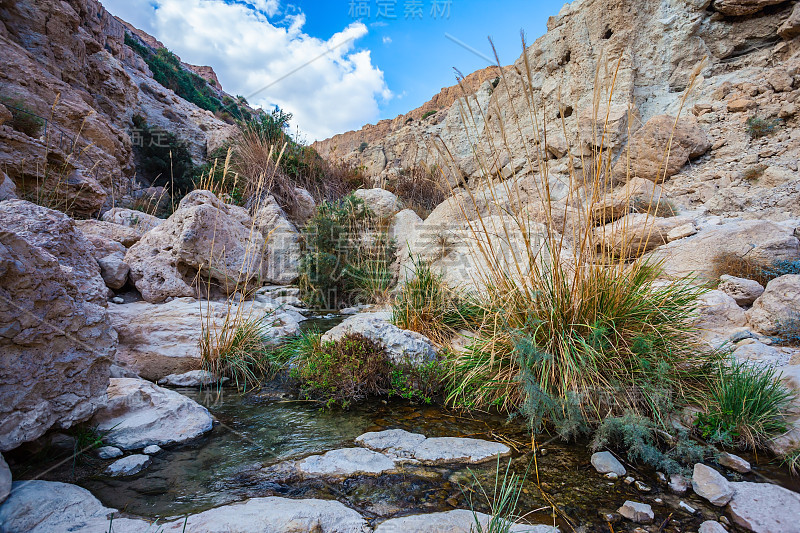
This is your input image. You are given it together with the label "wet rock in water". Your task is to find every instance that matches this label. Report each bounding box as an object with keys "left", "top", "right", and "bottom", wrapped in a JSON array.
[
  {"left": 618, "top": 501, "right": 654, "bottom": 524},
  {"left": 719, "top": 452, "right": 751, "bottom": 473},
  {"left": 699, "top": 521, "right": 728, "bottom": 533},
  {"left": 692, "top": 464, "right": 733, "bottom": 506},
  {"left": 96, "top": 446, "right": 123, "bottom": 459},
  {"left": 718, "top": 275, "right": 765, "bottom": 307},
  {"left": 728, "top": 481, "right": 800, "bottom": 533},
  {"left": 356, "top": 429, "right": 427, "bottom": 458},
  {"left": 143, "top": 445, "right": 162, "bottom": 455},
  {"left": 91, "top": 378, "right": 213, "bottom": 450},
  {"left": 355, "top": 429, "right": 510, "bottom": 464},
  {"left": 0, "top": 480, "right": 151, "bottom": 532},
  {"left": 158, "top": 370, "right": 228, "bottom": 388},
  {"left": 0, "top": 454, "right": 10, "bottom": 504},
  {"left": 373, "top": 509, "right": 558, "bottom": 533},
  {"left": 105, "top": 454, "right": 151, "bottom": 477},
  {"left": 297, "top": 448, "right": 397, "bottom": 477},
  {"left": 159, "top": 497, "right": 368, "bottom": 533},
  {"left": 322, "top": 312, "right": 438, "bottom": 365},
  {"left": 413, "top": 437, "right": 511, "bottom": 464},
  {"left": 590, "top": 451, "right": 627, "bottom": 476}
]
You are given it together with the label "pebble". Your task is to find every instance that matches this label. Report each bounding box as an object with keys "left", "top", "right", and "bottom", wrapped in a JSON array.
[
  {"left": 143, "top": 445, "right": 162, "bottom": 455},
  {"left": 624, "top": 476, "right": 635, "bottom": 485},
  {"left": 96, "top": 446, "right": 123, "bottom": 459},
  {"left": 679, "top": 501, "right": 697, "bottom": 514},
  {"left": 618, "top": 501, "right": 654, "bottom": 524},
  {"left": 634, "top": 480, "right": 651, "bottom": 492},
  {"left": 105, "top": 454, "right": 151, "bottom": 477},
  {"left": 111, "top": 296, "right": 124, "bottom": 304}
]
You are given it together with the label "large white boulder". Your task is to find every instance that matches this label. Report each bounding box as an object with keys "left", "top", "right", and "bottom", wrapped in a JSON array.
[
  {"left": 354, "top": 188, "right": 403, "bottom": 219},
  {"left": 728, "top": 481, "right": 800, "bottom": 533},
  {"left": 0, "top": 230, "right": 115, "bottom": 452},
  {"left": 102, "top": 207, "right": 163, "bottom": 233},
  {"left": 91, "top": 378, "right": 213, "bottom": 450},
  {"left": 252, "top": 196, "right": 302, "bottom": 285},
  {"left": 321, "top": 311, "right": 437, "bottom": 365},
  {"left": 692, "top": 464, "right": 733, "bottom": 507},
  {"left": 747, "top": 275, "right": 800, "bottom": 336}
]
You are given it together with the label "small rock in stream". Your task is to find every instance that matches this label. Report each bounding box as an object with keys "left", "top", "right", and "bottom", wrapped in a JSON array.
[
  {"left": 105, "top": 454, "right": 151, "bottom": 477},
  {"left": 96, "top": 446, "right": 123, "bottom": 459},
  {"left": 718, "top": 451, "right": 751, "bottom": 473},
  {"left": 590, "top": 451, "right": 626, "bottom": 476},
  {"left": 618, "top": 501, "right": 654, "bottom": 524}
]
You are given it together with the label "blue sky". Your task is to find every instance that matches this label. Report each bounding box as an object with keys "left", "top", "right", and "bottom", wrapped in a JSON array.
[{"left": 104, "top": 0, "right": 567, "bottom": 141}]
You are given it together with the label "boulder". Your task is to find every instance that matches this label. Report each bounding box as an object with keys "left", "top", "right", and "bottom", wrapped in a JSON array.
[
  {"left": 733, "top": 341, "right": 788, "bottom": 368},
  {"left": 96, "top": 446, "right": 123, "bottom": 459},
  {"left": 321, "top": 312, "right": 437, "bottom": 365},
  {"left": 91, "top": 378, "right": 214, "bottom": 450},
  {"left": 125, "top": 197, "right": 266, "bottom": 303},
  {"left": 374, "top": 509, "right": 557, "bottom": 533},
  {"left": 692, "top": 463, "right": 733, "bottom": 506},
  {"left": 650, "top": 221, "right": 800, "bottom": 280},
  {"left": 699, "top": 521, "right": 728, "bottom": 533},
  {"left": 104, "top": 454, "right": 151, "bottom": 477},
  {"left": 719, "top": 275, "right": 765, "bottom": 306},
  {"left": 778, "top": 2, "right": 800, "bottom": 39},
  {"left": 667, "top": 223, "right": 698, "bottom": 242},
  {"left": 109, "top": 297, "right": 301, "bottom": 380},
  {"left": 719, "top": 452, "right": 751, "bottom": 473},
  {"left": 157, "top": 369, "right": 227, "bottom": 388},
  {"left": 695, "top": 290, "right": 748, "bottom": 338},
  {"left": 618, "top": 500, "right": 654, "bottom": 523},
  {"left": 0, "top": 200, "right": 108, "bottom": 305},
  {"left": 747, "top": 275, "right": 800, "bottom": 336},
  {"left": 0, "top": 230, "right": 115, "bottom": 451},
  {"left": 97, "top": 253, "right": 129, "bottom": 290},
  {"left": 160, "top": 497, "right": 368, "bottom": 533},
  {"left": 0, "top": 480, "right": 151, "bottom": 533},
  {"left": 728, "top": 481, "right": 800, "bottom": 533},
  {"left": 613, "top": 115, "right": 710, "bottom": 183},
  {"left": 0, "top": 171, "right": 18, "bottom": 201},
  {"left": 293, "top": 187, "right": 316, "bottom": 222},
  {"left": 252, "top": 196, "right": 302, "bottom": 285},
  {"left": 74, "top": 219, "right": 142, "bottom": 248},
  {"left": 0, "top": 453, "right": 10, "bottom": 504},
  {"left": 595, "top": 213, "right": 694, "bottom": 258},
  {"left": 713, "top": 0, "right": 784, "bottom": 16},
  {"left": 297, "top": 448, "right": 397, "bottom": 477},
  {"left": 354, "top": 188, "right": 403, "bottom": 219},
  {"left": 591, "top": 451, "right": 627, "bottom": 476},
  {"left": 102, "top": 207, "right": 163, "bottom": 233},
  {"left": 578, "top": 104, "right": 640, "bottom": 151}
]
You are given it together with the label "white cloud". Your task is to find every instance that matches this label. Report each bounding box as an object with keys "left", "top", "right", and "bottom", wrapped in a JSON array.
[
  {"left": 104, "top": 0, "right": 391, "bottom": 141},
  {"left": 382, "top": 36, "right": 392, "bottom": 44}
]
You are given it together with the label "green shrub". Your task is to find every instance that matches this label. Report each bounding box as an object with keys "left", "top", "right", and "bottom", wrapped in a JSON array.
[
  {"left": 783, "top": 448, "right": 800, "bottom": 476},
  {"left": 463, "top": 457, "right": 530, "bottom": 533},
  {"left": 421, "top": 110, "right": 436, "bottom": 120},
  {"left": 746, "top": 116, "right": 781, "bottom": 139},
  {"left": 773, "top": 313, "right": 800, "bottom": 346},
  {"left": 393, "top": 258, "right": 483, "bottom": 344},
  {"left": 1, "top": 98, "right": 44, "bottom": 137},
  {"left": 696, "top": 360, "right": 795, "bottom": 449},
  {"left": 131, "top": 115, "right": 198, "bottom": 198},
  {"left": 299, "top": 194, "right": 395, "bottom": 309},
  {"left": 358, "top": 141, "right": 369, "bottom": 153},
  {"left": 592, "top": 412, "right": 712, "bottom": 475},
  {"left": 292, "top": 333, "right": 391, "bottom": 408},
  {"left": 390, "top": 357, "right": 447, "bottom": 404}
]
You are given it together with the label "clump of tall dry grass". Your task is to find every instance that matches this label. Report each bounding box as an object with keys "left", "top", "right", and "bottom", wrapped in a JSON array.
[{"left": 423, "top": 38, "right": 720, "bottom": 433}]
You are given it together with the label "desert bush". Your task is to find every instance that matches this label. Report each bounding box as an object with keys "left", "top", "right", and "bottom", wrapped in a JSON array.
[
  {"left": 385, "top": 165, "right": 448, "bottom": 218},
  {"left": 591, "top": 412, "right": 712, "bottom": 475},
  {"left": 291, "top": 333, "right": 392, "bottom": 408},
  {"left": 393, "top": 258, "right": 483, "bottom": 344},
  {"left": 773, "top": 313, "right": 800, "bottom": 346},
  {"left": 696, "top": 359, "right": 795, "bottom": 449},
  {"left": 131, "top": 115, "right": 198, "bottom": 198},
  {"left": 746, "top": 116, "right": 781, "bottom": 139},
  {"left": 299, "top": 193, "right": 395, "bottom": 309},
  {"left": 1, "top": 98, "right": 44, "bottom": 137},
  {"left": 389, "top": 356, "right": 447, "bottom": 404},
  {"left": 422, "top": 110, "right": 437, "bottom": 120},
  {"left": 711, "top": 253, "right": 799, "bottom": 286},
  {"left": 358, "top": 141, "right": 369, "bottom": 153}
]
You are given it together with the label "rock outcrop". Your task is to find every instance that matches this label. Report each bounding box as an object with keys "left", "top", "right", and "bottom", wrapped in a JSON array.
[{"left": 0, "top": 229, "right": 115, "bottom": 452}]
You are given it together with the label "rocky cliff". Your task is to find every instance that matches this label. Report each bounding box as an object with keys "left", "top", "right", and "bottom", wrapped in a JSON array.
[
  {"left": 314, "top": 0, "right": 800, "bottom": 220},
  {"left": 0, "top": 0, "right": 240, "bottom": 216}
]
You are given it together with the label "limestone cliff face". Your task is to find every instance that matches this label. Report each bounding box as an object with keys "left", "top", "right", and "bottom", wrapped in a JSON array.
[
  {"left": 313, "top": 0, "right": 800, "bottom": 220},
  {"left": 0, "top": 0, "right": 238, "bottom": 215}
]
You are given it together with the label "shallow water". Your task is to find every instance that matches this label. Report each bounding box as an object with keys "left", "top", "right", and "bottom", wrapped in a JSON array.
[{"left": 11, "top": 315, "right": 800, "bottom": 530}]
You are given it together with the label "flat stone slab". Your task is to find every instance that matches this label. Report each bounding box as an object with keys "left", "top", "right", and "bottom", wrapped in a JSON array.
[
  {"left": 297, "top": 448, "right": 397, "bottom": 477},
  {"left": 355, "top": 429, "right": 511, "bottom": 464},
  {"left": 374, "top": 509, "right": 558, "bottom": 533},
  {"left": 105, "top": 454, "right": 151, "bottom": 477},
  {"left": 159, "top": 497, "right": 368, "bottom": 533},
  {"left": 157, "top": 369, "right": 228, "bottom": 388},
  {"left": 728, "top": 481, "right": 800, "bottom": 533}
]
